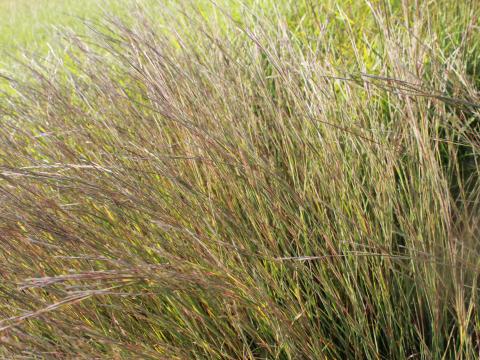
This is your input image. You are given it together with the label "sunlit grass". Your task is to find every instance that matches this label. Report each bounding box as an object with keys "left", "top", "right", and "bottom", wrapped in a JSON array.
[
  {"left": 0, "top": 0, "right": 106, "bottom": 51},
  {"left": 0, "top": 0, "right": 479, "bottom": 358}
]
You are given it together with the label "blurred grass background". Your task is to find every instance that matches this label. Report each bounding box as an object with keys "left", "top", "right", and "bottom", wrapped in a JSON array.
[{"left": 0, "top": 0, "right": 108, "bottom": 51}]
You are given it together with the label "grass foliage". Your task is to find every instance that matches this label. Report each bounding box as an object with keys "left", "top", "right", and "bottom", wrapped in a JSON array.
[
  {"left": 0, "top": 0, "right": 105, "bottom": 56},
  {"left": 0, "top": 0, "right": 479, "bottom": 358}
]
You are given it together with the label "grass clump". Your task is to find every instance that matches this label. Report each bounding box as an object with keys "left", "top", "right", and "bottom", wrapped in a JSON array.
[{"left": 0, "top": 0, "right": 479, "bottom": 358}]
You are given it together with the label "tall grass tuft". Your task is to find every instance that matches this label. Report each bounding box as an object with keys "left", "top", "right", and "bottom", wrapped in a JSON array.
[{"left": 0, "top": 0, "right": 479, "bottom": 358}]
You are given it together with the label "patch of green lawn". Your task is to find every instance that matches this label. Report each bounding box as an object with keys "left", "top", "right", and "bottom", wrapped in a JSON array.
[
  {"left": 0, "top": 0, "right": 142, "bottom": 70},
  {"left": 0, "top": 0, "right": 100, "bottom": 50}
]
